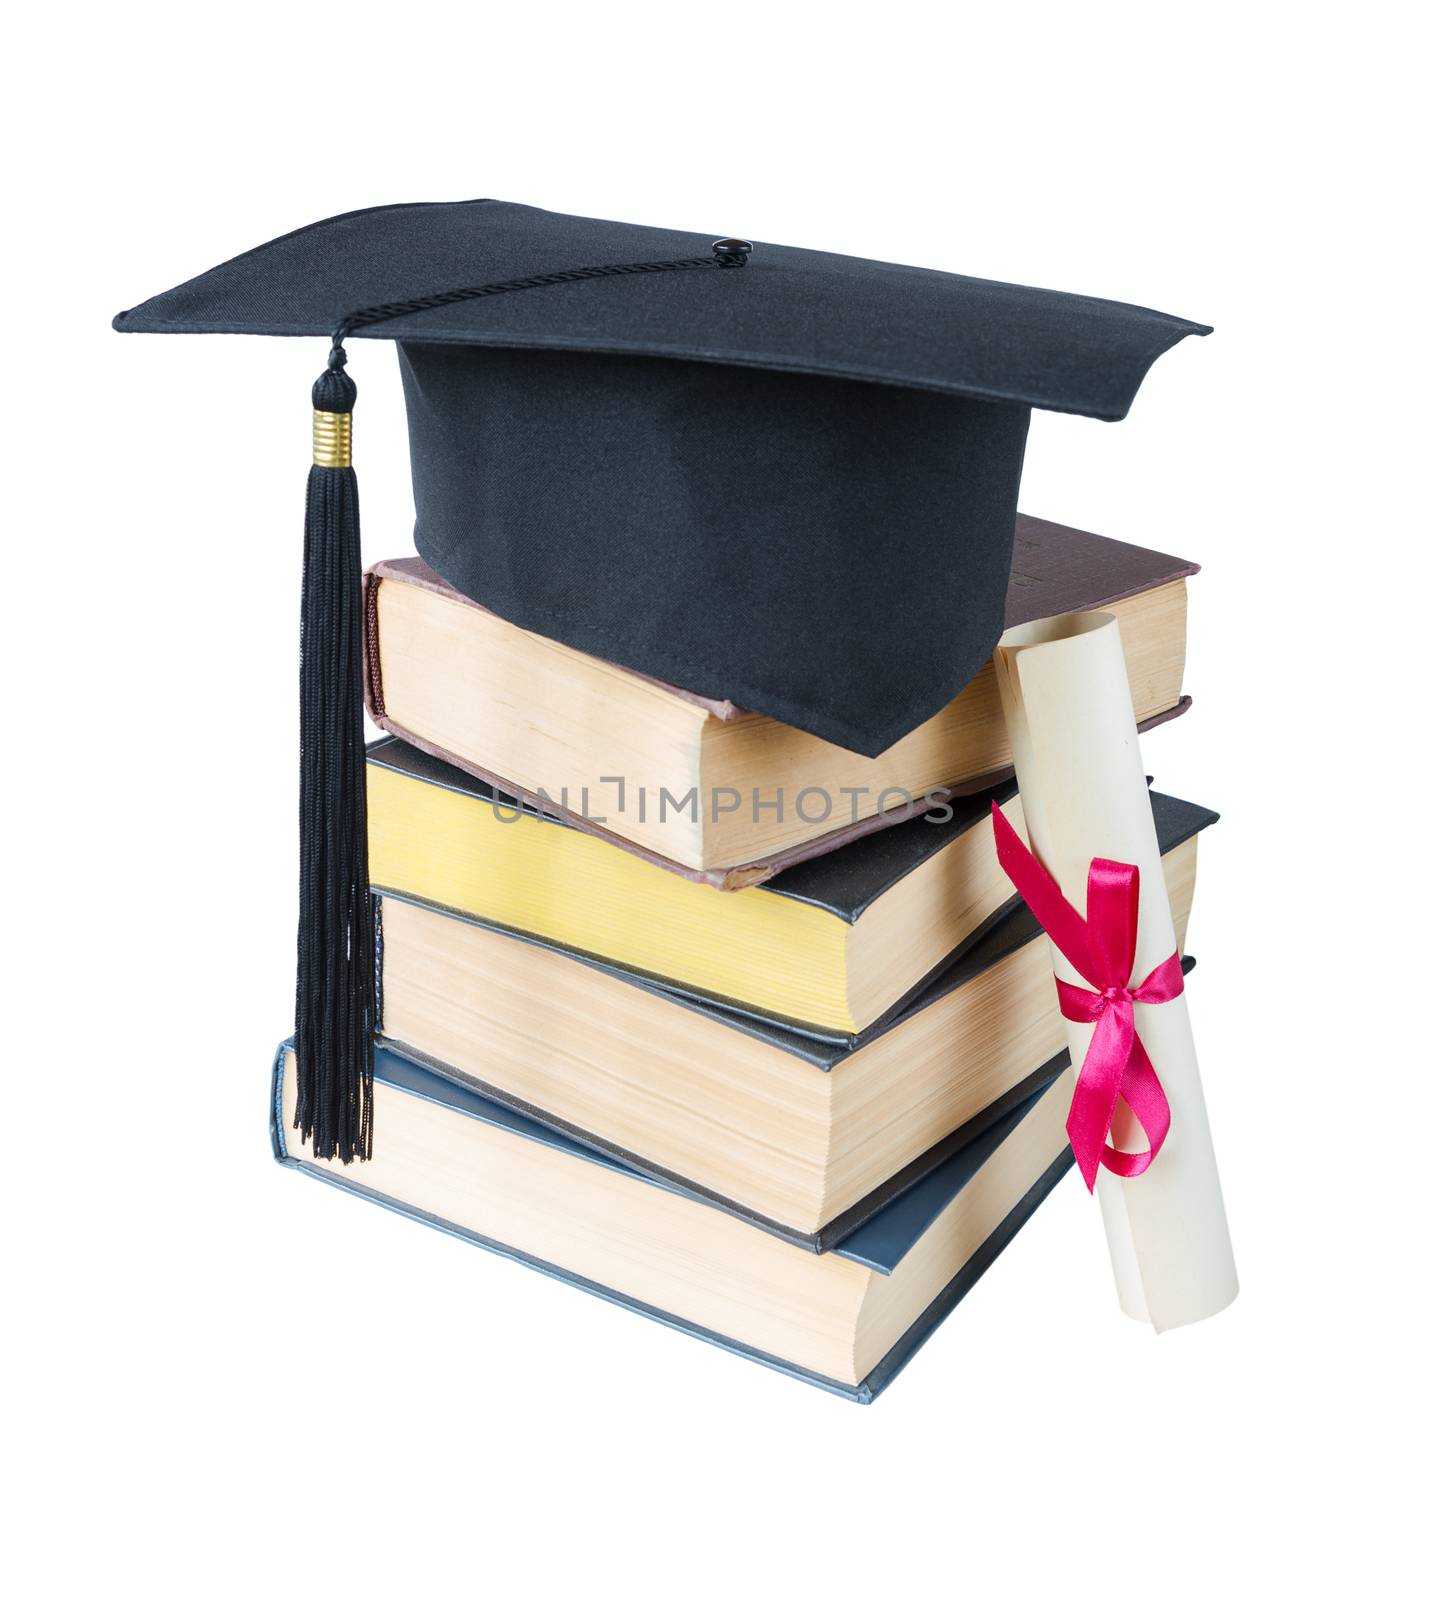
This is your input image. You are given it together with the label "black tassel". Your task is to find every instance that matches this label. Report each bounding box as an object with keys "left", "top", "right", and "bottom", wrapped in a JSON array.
[{"left": 294, "top": 345, "right": 375, "bottom": 1163}]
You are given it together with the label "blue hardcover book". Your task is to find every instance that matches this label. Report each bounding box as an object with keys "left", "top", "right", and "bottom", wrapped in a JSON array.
[{"left": 273, "top": 1039, "right": 1075, "bottom": 1402}]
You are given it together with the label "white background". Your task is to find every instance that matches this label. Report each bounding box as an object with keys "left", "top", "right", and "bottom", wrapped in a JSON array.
[{"left": 5, "top": 5, "right": 1433, "bottom": 1594}]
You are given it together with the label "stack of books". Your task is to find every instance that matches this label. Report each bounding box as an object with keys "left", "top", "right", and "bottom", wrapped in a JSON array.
[{"left": 272, "top": 513, "right": 1216, "bottom": 1400}]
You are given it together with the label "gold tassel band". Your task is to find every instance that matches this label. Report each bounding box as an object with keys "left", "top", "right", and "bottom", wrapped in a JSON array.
[{"left": 312, "top": 410, "right": 353, "bottom": 468}]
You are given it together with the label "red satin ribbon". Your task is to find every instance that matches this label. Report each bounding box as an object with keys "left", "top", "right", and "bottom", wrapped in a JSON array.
[{"left": 992, "top": 804, "right": 1183, "bottom": 1191}]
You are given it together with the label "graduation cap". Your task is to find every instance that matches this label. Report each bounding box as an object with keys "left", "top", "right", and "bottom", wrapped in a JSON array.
[{"left": 114, "top": 198, "right": 1209, "bottom": 1166}]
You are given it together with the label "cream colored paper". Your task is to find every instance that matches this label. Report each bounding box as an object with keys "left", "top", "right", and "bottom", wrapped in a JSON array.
[{"left": 993, "top": 612, "right": 1237, "bottom": 1330}]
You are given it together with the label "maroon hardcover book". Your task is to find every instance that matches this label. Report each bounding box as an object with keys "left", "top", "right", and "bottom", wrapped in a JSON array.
[{"left": 363, "top": 513, "right": 1195, "bottom": 888}]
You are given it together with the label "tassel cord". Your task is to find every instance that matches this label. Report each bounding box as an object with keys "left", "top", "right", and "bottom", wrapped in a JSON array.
[{"left": 295, "top": 352, "right": 373, "bottom": 1162}]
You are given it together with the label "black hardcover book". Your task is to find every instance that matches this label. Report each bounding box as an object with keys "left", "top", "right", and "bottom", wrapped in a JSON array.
[{"left": 368, "top": 730, "right": 1027, "bottom": 1043}]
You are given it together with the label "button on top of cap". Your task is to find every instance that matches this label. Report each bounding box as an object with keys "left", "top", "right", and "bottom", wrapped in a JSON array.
[{"left": 712, "top": 238, "right": 753, "bottom": 265}]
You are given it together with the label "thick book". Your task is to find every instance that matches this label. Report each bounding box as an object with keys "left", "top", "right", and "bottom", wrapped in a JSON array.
[
  {"left": 273, "top": 1039, "right": 1075, "bottom": 1402},
  {"left": 364, "top": 513, "right": 1196, "bottom": 886},
  {"left": 369, "top": 733, "right": 1028, "bottom": 1039},
  {"left": 376, "top": 788, "right": 1216, "bottom": 1246}
]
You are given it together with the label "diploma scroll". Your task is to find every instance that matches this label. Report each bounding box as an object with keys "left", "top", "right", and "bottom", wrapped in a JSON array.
[{"left": 993, "top": 612, "right": 1237, "bottom": 1330}]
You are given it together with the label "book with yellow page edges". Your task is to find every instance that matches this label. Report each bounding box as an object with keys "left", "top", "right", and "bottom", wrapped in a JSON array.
[{"left": 368, "top": 734, "right": 1028, "bottom": 1040}]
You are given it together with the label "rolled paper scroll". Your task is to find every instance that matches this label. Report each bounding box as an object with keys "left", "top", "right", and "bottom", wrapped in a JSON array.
[{"left": 993, "top": 612, "right": 1237, "bottom": 1330}]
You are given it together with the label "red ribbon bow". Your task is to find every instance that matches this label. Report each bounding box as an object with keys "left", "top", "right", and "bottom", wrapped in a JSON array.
[{"left": 992, "top": 804, "right": 1183, "bottom": 1191}]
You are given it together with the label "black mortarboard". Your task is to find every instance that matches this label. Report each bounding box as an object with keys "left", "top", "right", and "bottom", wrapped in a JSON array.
[{"left": 115, "top": 198, "right": 1208, "bottom": 1163}]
